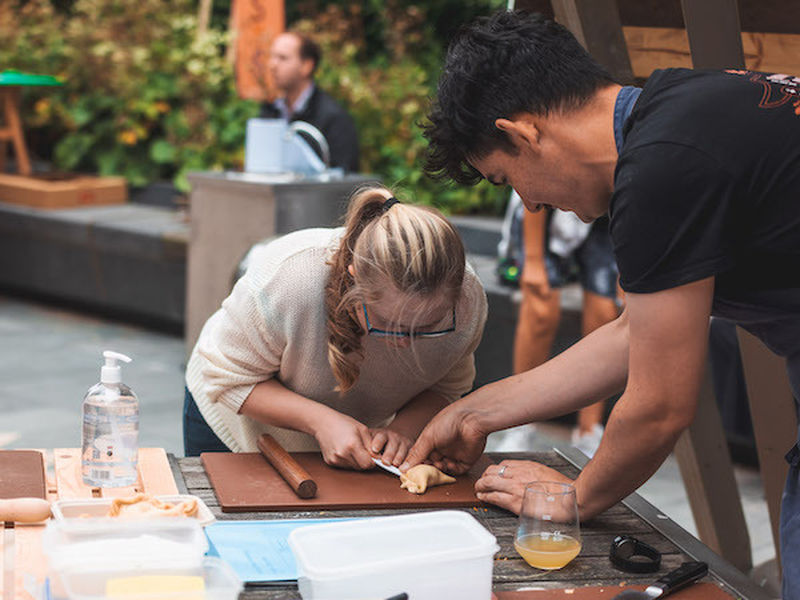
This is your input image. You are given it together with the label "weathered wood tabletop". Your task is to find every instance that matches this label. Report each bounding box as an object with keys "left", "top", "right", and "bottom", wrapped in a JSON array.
[{"left": 172, "top": 447, "right": 772, "bottom": 600}]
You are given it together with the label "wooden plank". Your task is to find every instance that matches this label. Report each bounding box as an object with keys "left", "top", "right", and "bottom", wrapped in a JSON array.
[
  {"left": 737, "top": 327, "right": 797, "bottom": 570},
  {"left": 625, "top": 27, "right": 800, "bottom": 78},
  {"left": 53, "top": 448, "right": 94, "bottom": 500},
  {"left": 551, "top": 0, "right": 635, "bottom": 83},
  {"left": 673, "top": 363, "right": 752, "bottom": 573},
  {"left": 617, "top": 0, "right": 800, "bottom": 35},
  {"left": 13, "top": 525, "right": 46, "bottom": 600},
  {"left": 0, "top": 89, "right": 31, "bottom": 177},
  {"left": 137, "top": 448, "right": 179, "bottom": 495},
  {"left": 0, "top": 173, "right": 127, "bottom": 209},
  {"left": 681, "top": 0, "right": 745, "bottom": 70}
]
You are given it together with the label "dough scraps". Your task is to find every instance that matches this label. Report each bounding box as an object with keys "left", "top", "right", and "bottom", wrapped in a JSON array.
[
  {"left": 399, "top": 464, "right": 456, "bottom": 494},
  {"left": 106, "top": 493, "right": 199, "bottom": 518}
]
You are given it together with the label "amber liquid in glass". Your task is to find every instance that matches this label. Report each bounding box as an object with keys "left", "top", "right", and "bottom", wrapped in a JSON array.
[{"left": 514, "top": 533, "right": 582, "bottom": 570}]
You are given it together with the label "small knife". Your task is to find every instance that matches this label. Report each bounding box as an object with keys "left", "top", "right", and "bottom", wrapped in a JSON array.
[
  {"left": 612, "top": 561, "right": 708, "bottom": 599},
  {"left": 371, "top": 457, "right": 403, "bottom": 477}
]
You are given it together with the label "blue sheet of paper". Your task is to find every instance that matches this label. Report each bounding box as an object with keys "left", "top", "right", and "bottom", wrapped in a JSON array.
[{"left": 205, "top": 519, "right": 358, "bottom": 583}]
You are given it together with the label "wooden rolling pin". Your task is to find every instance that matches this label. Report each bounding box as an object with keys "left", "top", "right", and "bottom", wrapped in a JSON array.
[
  {"left": 0, "top": 497, "right": 51, "bottom": 523},
  {"left": 257, "top": 433, "right": 318, "bottom": 499}
]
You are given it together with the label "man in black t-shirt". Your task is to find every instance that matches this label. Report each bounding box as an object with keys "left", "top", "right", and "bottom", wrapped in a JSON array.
[{"left": 401, "top": 12, "right": 800, "bottom": 596}]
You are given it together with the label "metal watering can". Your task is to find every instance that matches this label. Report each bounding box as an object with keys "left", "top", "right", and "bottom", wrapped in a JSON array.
[{"left": 244, "top": 118, "right": 332, "bottom": 175}]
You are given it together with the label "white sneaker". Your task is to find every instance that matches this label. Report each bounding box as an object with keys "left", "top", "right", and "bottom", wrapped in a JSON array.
[
  {"left": 489, "top": 424, "right": 538, "bottom": 453},
  {"left": 571, "top": 424, "right": 604, "bottom": 458}
]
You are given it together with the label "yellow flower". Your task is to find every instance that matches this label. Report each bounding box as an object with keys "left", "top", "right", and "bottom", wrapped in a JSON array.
[
  {"left": 118, "top": 130, "right": 138, "bottom": 145},
  {"left": 34, "top": 99, "right": 50, "bottom": 115}
]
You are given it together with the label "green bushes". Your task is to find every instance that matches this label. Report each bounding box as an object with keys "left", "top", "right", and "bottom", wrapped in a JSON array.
[{"left": 1, "top": 0, "right": 508, "bottom": 214}]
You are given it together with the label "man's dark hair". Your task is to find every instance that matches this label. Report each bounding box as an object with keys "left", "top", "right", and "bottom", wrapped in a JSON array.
[
  {"left": 293, "top": 31, "right": 322, "bottom": 75},
  {"left": 423, "top": 11, "right": 615, "bottom": 185}
]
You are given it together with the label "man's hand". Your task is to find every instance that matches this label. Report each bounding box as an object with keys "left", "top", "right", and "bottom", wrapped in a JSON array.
[
  {"left": 475, "top": 460, "right": 574, "bottom": 515},
  {"left": 312, "top": 412, "right": 375, "bottom": 470},
  {"left": 368, "top": 427, "right": 413, "bottom": 467},
  {"left": 400, "top": 402, "right": 487, "bottom": 474}
]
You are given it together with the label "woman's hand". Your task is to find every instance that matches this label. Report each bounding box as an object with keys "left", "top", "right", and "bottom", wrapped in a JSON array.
[
  {"left": 475, "top": 460, "right": 574, "bottom": 515},
  {"left": 311, "top": 412, "right": 375, "bottom": 470},
  {"left": 369, "top": 428, "right": 414, "bottom": 467}
]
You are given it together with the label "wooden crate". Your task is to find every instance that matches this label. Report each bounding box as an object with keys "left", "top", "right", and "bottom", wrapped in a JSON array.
[{"left": 0, "top": 173, "right": 127, "bottom": 209}]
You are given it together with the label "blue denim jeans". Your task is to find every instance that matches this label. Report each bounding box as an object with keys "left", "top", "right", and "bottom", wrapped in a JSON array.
[
  {"left": 182, "top": 388, "right": 231, "bottom": 457},
  {"left": 783, "top": 444, "right": 800, "bottom": 599}
]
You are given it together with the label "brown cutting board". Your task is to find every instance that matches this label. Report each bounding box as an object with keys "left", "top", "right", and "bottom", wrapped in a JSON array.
[
  {"left": 202, "top": 452, "right": 493, "bottom": 512},
  {"left": 0, "top": 450, "right": 46, "bottom": 499},
  {"left": 495, "top": 582, "right": 733, "bottom": 599},
  {"left": 495, "top": 583, "right": 732, "bottom": 600}
]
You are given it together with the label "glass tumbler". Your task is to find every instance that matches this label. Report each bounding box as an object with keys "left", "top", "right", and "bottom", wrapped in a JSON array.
[{"left": 514, "top": 481, "right": 582, "bottom": 570}]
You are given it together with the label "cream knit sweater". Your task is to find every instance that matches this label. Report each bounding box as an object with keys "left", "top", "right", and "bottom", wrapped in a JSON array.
[{"left": 185, "top": 227, "right": 488, "bottom": 452}]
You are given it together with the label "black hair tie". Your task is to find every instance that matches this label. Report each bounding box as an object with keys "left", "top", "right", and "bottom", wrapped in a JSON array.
[{"left": 382, "top": 197, "right": 400, "bottom": 212}]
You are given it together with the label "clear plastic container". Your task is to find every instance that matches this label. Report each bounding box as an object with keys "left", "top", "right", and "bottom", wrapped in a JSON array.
[
  {"left": 44, "top": 518, "right": 223, "bottom": 598},
  {"left": 57, "top": 556, "right": 242, "bottom": 599},
  {"left": 288, "top": 510, "right": 499, "bottom": 600}
]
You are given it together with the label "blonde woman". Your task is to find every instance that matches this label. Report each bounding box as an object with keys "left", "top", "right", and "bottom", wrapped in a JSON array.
[{"left": 184, "top": 185, "right": 488, "bottom": 469}]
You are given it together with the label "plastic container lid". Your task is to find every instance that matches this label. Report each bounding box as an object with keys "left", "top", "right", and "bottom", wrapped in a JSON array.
[{"left": 288, "top": 510, "right": 499, "bottom": 580}]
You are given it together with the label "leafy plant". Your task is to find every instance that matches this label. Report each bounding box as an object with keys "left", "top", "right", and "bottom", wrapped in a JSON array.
[
  {"left": 3, "top": 0, "right": 508, "bottom": 213},
  {"left": 1, "top": 0, "right": 257, "bottom": 191}
]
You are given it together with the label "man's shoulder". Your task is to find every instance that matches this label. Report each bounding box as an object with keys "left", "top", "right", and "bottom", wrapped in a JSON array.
[{"left": 307, "top": 87, "right": 354, "bottom": 123}]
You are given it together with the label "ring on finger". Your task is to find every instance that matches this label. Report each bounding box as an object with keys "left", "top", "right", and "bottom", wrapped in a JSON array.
[{"left": 498, "top": 464, "right": 507, "bottom": 478}]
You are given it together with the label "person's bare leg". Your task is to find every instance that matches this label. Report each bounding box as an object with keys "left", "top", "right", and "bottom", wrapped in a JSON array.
[
  {"left": 576, "top": 290, "right": 620, "bottom": 434},
  {"left": 514, "top": 209, "right": 561, "bottom": 374}
]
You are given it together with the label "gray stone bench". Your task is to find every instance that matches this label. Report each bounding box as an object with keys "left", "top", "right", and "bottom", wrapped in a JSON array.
[{"left": 0, "top": 200, "right": 582, "bottom": 386}]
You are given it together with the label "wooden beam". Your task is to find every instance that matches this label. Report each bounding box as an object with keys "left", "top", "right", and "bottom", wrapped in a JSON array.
[
  {"left": 623, "top": 27, "right": 800, "bottom": 79},
  {"left": 737, "top": 327, "right": 797, "bottom": 571},
  {"left": 674, "top": 360, "right": 753, "bottom": 573},
  {"left": 681, "top": 0, "right": 745, "bottom": 69},
  {"left": 551, "top": 0, "right": 634, "bottom": 83}
]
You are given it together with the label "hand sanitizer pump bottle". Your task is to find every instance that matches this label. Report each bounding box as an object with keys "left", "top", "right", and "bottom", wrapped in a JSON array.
[{"left": 81, "top": 351, "right": 139, "bottom": 487}]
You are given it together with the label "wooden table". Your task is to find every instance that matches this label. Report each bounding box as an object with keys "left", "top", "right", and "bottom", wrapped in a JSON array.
[
  {"left": 173, "top": 448, "right": 772, "bottom": 600},
  {"left": 0, "top": 448, "right": 179, "bottom": 599}
]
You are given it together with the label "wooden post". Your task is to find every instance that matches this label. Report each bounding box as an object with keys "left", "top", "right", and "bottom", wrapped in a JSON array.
[
  {"left": 0, "top": 88, "right": 32, "bottom": 176},
  {"left": 550, "top": 0, "right": 634, "bottom": 83},
  {"left": 671, "top": 0, "right": 760, "bottom": 574},
  {"left": 737, "top": 327, "right": 797, "bottom": 571},
  {"left": 197, "top": 0, "right": 213, "bottom": 38},
  {"left": 231, "top": 0, "right": 285, "bottom": 101},
  {"left": 681, "top": 0, "right": 745, "bottom": 70},
  {"left": 674, "top": 360, "right": 753, "bottom": 573}
]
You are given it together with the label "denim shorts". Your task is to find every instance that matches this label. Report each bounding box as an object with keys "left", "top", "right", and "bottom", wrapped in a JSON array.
[{"left": 544, "top": 217, "right": 619, "bottom": 299}]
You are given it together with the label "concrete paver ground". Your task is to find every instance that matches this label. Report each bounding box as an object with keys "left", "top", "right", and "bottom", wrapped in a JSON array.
[{"left": 0, "top": 292, "right": 778, "bottom": 592}]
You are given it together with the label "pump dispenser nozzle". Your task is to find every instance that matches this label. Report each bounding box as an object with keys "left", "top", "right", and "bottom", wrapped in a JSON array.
[{"left": 101, "top": 351, "right": 132, "bottom": 385}]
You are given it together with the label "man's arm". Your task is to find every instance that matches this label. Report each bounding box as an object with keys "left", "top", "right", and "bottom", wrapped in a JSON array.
[
  {"left": 573, "top": 277, "right": 714, "bottom": 518},
  {"left": 473, "top": 277, "right": 715, "bottom": 515},
  {"left": 402, "top": 307, "right": 630, "bottom": 473}
]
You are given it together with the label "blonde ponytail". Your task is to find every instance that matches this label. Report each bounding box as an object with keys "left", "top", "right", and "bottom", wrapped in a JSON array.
[{"left": 325, "top": 184, "right": 466, "bottom": 393}]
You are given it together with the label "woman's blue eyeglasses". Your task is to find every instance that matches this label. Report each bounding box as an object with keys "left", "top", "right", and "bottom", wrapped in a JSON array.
[{"left": 362, "top": 304, "right": 456, "bottom": 338}]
